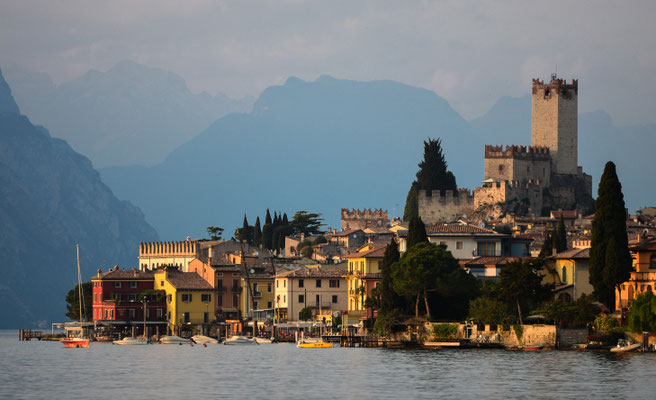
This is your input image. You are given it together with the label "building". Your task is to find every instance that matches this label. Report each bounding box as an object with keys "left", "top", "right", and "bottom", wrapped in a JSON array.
[
  {"left": 274, "top": 267, "right": 347, "bottom": 322},
  {"left": 330, "top": 228, "right": 365, "bottom": 249},
  {"left": 240, "top": 265, "right": 275, "bottom": 319},
  {"left": 459, "top": 256, "right": 531, "bottom": 281},
  {"left": 139, "top": 239, "right": 204, "bottom": 272},
  {"left": 616, "top": 236, "right": 656, "bottom": 311},
  {"left": 543, "top": 248, "right": 593, "bottom": 301},
  {"left": 343, "top": 245, "right": 386, "bottom": 325},
  {"left": 91, "top": 266, "right": 167, "bottom": 337},
  {"left": 341, "top": 208, "right": 390, "bottom": 233},
  {"left": 418, "top": 75, "right": 593, "bottom": 225},
  {"left": 153, "top": 266, "right": 215, "bottom": 335}
]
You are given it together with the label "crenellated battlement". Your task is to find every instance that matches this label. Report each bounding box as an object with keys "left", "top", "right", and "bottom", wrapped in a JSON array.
[
  {"left": 341, "top": 208, "right": 390, "bottom": 231},
  {"left": 485, "top": 144, "right": 550, "bottom": 160},
  {"left": 417, "top": 189, "right": 475, "bottom": 224},
  {"left": 341, "top": 208, "right": 389, "bottom": 219},
  {"left": 139, "top": 240, "right": 199, "bottom": 256},
  {"left": 532, "top": 75, "right": 578, "bottom": 98}
]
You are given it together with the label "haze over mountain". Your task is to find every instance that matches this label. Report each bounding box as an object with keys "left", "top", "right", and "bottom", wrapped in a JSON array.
[
  {"left": 4, "top": 61, "right": 254, "bottom": 168},
  {"left": 0, "top": 68, "right": 159, "bottom": 328}
]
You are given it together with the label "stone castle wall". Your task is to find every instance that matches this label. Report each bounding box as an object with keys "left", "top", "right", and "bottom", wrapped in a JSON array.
[
  {"left": 418, "top": 189, "right": 475, "bottom": 224},
  {"left": 341, "top": 208, "right": 389, "bottom": 231},
  {"left": 484, "top": 145, "right": 551, "bottom": 186},
  {"left": 473, "top": 180, "right": 543, "bottom": 214},
  {"left": 531, "top": 77, "right": 578, "bottom": 175}
]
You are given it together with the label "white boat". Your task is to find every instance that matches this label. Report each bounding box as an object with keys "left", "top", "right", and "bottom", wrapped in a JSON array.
[
  {"left": 159, "top": 335, "right": 191, "bottom": 344},
  {"left": 254, "top": 337, "right": 273, "bottom": 344},
  {"left": 191, "top": 335, "right": 219, "bottom": 344},
  {"left": 610, "top": 339, "right": 641, "bottom": 352},
  {"left": 113, "top": 337, "right": 149, "bottom": 345},
  {"left": 223, "top": 335, "right": 258, "bottom": 345}
]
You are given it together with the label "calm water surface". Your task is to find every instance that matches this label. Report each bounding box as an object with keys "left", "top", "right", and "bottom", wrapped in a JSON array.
[{"left": 1, "top": 330, "right": 655, "bottom": 399}]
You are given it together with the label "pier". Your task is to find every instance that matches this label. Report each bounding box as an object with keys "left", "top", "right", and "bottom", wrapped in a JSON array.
[{"left": 18, "top": 330, "right": 43, "bottom": 341}]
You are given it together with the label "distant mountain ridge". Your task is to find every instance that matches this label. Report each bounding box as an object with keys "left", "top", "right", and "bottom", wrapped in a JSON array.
[
  {"left": 0, "top": 68, "right": 159, "bottom": 328},
  {"left": 5, "top": 61, "right": 254, "bottom": 168}
]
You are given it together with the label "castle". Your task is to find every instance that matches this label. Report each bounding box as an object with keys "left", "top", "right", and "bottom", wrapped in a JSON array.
[
  {"left": 419, "top": 75, "right": 593, "bottom": 224},
  {"left": 341, "top": 208, "right": 390, "bottom": 232}
]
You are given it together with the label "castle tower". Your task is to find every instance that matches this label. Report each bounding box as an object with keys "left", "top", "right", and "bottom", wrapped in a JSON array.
[{"left": 531, "top": 75, "right": 578, "bottom": 175}]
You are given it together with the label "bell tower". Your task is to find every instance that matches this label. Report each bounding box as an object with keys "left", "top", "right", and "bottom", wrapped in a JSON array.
[{"left": 531, "top": 74, "right": 578, "bottom": 175}]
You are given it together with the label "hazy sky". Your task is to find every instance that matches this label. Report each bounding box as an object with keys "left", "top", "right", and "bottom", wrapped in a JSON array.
[{"left": 1, "top": 0, "right": 655, "bottom": 125}]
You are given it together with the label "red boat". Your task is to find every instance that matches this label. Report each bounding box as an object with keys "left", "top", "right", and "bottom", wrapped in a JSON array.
[
  {"left": 61, "top": 338, "right": 90, "bottom": 348},
  {"left": 523, "top": 346, "right": 543, "bottom": 351}
]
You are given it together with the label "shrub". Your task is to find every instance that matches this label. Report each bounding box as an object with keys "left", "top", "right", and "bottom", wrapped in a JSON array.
[
  {"left": 513, "top": 324, "right": 524, "bottom": 342},
  {"left": 433, "top": 323, "right": 458, "bottom": 339},
  {"left": 594, "top": 314, "right": 618, "bottom": 332}
]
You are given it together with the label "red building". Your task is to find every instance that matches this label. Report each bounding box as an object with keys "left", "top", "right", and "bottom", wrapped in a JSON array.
[{"left": 91, "top": 266, "right": 167, "bottom": 336}]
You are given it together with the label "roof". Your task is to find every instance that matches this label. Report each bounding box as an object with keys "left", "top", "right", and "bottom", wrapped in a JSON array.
[
  {"left": 332, "top": 228, "right": 363, "bottom": 237},
  {"left": 275, "top": 267, "right": 347, "bottom": 279},
  {"left": 92, "top": 268, "right": 155, "bottom": 281},
  {"left": 343, "top": 246, "right": 386, "bottom": 259},
  {"left": 460, "top": 256, "right": 530, "bottom": 267},
  {"left": 630, "top": 238, "right": 656, "bottom": 252},
  {"left": 549, "top": 248, "right": 590, "bottom": 259},
  {"left": 551, "top": 210, "right": 578, "bottom": 219},
  {"left": 164, "top": 270, "right": 213, "bottom": 290},
  {"left": 425, "top": 224, "right": 501, "bottom": 235}
]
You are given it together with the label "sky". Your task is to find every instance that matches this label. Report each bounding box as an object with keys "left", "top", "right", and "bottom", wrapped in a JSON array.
[{"left": 1, "top": 0, "right": 655, "bottom": 125}]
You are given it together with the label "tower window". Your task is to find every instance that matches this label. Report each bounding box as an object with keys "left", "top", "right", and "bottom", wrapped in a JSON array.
[{"left": 498, "top": 165, "right": 504, "bottom": 173}]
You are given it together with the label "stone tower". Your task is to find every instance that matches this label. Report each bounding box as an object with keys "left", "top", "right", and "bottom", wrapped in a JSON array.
[{"left": 531, "top": 75, "right": 578, "bottom": 175}]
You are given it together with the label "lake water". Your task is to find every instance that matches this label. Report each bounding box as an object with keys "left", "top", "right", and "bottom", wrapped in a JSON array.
[{"left": 1, "top": 330, "right": 655, "bottom": 399}]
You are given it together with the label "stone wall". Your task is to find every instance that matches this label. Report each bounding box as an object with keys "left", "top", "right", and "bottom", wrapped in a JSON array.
[
  {"left": 473, "top": 180, "right": 543, "bottom": 215},
  {"left": 341, "top": 208, "right": 389, "bottom": 231},
  {"left": 418, "top": 189, "right": 475, "bottom": 224},
  {"left": 484, "top": 145, "right": 551, "bottom": 186},
  {"left": 428, "top": 323, "right": 557, "bottom": 348},
  {"left": 557, "top": 328, "right": 588, "bottom": 348}
]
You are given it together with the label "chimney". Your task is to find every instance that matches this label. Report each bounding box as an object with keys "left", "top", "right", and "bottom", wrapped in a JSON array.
[
  {"left": 300, "top": 233, "right": 305, "bottom": 242},
  {"left": 208, "top": 246, "right": 213, "bottom": 261},
  {"left": 114, "top": 265, "right": 119, "bottom": 271},
  {"left": 97, "top": 268, "right": 102, "bottom": 277}
]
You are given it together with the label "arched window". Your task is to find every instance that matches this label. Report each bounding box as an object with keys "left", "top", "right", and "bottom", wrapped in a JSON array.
[
  {"left": 650, "top": 254, "right": 656, "bottom": 269},
  {"left": 561, "top": 266, "right": 567, "bottom": 284}
]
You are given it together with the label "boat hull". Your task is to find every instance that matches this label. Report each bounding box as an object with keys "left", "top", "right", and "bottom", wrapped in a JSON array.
[
  {"left": 191, "top": 335, "right": 219, "bottom": 344},
  {"left": 224, "top": 336, "right": 257, "bottom": 345},
  {"left": 62, "top": 338, "right": 90, "bottom": 348},
  {"left": 610, "top": 343, "right": 641, "bottom": 352},
  {"left": 297, "top": 342, "right": 333, "bottom": 348},
  {"left": 113, "top": 338, "right": 149, "bottom": 345}
]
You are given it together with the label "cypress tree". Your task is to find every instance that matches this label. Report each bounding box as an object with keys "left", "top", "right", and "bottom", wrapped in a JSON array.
[
  {"left": 253, "top": 217, "right": 262, "bottom": 247},
  {"left": 265, "top": 209, "right": 272, "bottom": 225},
  {"left": 539, "top": 232, "right": 553, "bottom": 258},
  {"left": 403, "top": 138, "right": 457, "bottom": 221},
  {"left": 589, "top": 161, "right": 632, "bottom": 309},
  {"left": 556, "top": 217, "right": 567, "bottom": 253},
  {"left": 380, "top": 238, "right": 401, "bottom": 313},
  {"left": 262, "top": 209, "right": 273, "bottom": 250},
  {"left": 239, "top": 214, "right": 253, "bottom": 245},
  {"left": 406, "top": 216, "right": 428, "bottom": 250}
]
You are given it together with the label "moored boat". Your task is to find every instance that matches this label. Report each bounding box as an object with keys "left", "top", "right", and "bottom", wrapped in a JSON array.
[
  {"left": 63, "top": 245, "right": 90, "bottom": 349},
  {"left": 113, "top": 337, "right": 149, "bottom": 345},
  {"left": 224, "top": 335, "right": 258, "bottom": 345},
  {"left": 61, "top": 337, "right": 90, "bottom": 348},
  {"left": 254, "top": 337, "right": 273, "bottom": 344},
  {"left": 610, "top": 339, "right": 641, "bottom": 352},
  {"left": 191, "top": 335, "right": 219, "bottom": 344},
  {"left": 159, "top": 335, "right": 191, "bottom": 344},
  {"left": 297, "top": 340, "right": 333, "bottom": 348}
]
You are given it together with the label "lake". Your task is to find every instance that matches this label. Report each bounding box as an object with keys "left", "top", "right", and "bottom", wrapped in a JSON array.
[{"left": 1, "top": 330, "right": 655, "bottom": 399}]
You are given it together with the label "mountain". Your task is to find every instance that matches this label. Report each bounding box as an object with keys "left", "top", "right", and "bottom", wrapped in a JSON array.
[
  {"left": 4, "top": 61, "right": 254, "bottom": 168},
  {"left": 0, "top": 69, "right": 159, "bottom": 328},
  {"left": 101, "top": 75, "right": 476, "bottom": 239},
  {"left": 471, "top": 95, "right": 656, "bottom": 212}
]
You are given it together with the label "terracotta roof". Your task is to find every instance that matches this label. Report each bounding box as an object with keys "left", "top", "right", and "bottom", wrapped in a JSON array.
[
  {"left": 549, "top": 248, "right": 590, "bottom": 259},
  {"left": 165, "top": 271, "right": 213, "bottom": 290},
  {"left": 92, "top": 268, "right": 155, "bottom": 281},
  {"left": 343, "top": 246, "right": 386, "bottom": 259},
  {"left": 332, "top": 228, "right": 363, "bottom": 237},
  {"left": 275, "top": 268, "right": 347, "bottom": 279},
  {"left": 551, "top": 210, "right": 578, "bottom": 219},
  {"left": 460, "top": 256, "right": 530, "bottom": 266},
  {"left": 425, "top": 224, "right": 500, "bottom": 235},
  {"left": 630, "top": 238, "right": 656, "bottom": 251}
]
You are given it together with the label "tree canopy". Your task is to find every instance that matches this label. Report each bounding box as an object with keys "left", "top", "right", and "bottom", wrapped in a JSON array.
[
  {"left": 291, "top": 211, "right": 324, "bottom": 236},
  {"left": 403, "top": 138, "right": 457, "bottom": 220},
  {"left": 65, "top": 282, "right": 92, "bottom": 321},
  {"left": 628, "top": 292, "right": 656, "bottom": 333},
  {"left": 380, "top": 238, "right": 401, "bottom": 313},
  {"left": 498, "top": 259, "right": 553, "bottom": 324},
  {"left": 406, "top": 216, "right": 428, "bottom": 250},
  {"left": 589, "top": 161, "right": 632, "bottom": 309},
  {"left": 206, "top": 226, "right": 224, "bottom": 241}
]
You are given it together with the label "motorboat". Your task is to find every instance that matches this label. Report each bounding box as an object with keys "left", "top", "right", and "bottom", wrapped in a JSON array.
[
  {"left": 223, "top": 335, "right": 258, "bottom": 345},
  {"left": 113, "top": 337, "right": 149, "bottom": 345},
  {"left": 610, "top": 339, "right": 641, "bottom": 352},
  {"left": 191, "top": 335, "right": 219, "bottom": 344},
  {"left": 159, "top": 335, "right": 191, "bottom": 344},
  {"left": 297, "top": 339, "right": 333, "bottom": 348},
  {"left": 61, "top": 337, "right": 90, "bottom": 348},
  {"left": 254, "top": 337, "right": 273, "bottom": 344}
]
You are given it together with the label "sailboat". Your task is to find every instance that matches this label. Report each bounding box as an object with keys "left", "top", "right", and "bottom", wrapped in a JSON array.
[{"left": 62, "top": 244, "right": 90, "bottom": 348}]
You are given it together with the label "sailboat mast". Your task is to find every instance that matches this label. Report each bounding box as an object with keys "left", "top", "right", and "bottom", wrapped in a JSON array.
[{"left": 77, "top": 244, "right": 82, "bottom": 322}]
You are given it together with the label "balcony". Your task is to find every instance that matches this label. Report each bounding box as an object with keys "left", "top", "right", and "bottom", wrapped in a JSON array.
[
  {"left": 231, "top": 286, "right": 243, "bottom": 293},
  {"left": 310, "top": 301, "right": 332, "bottom": 308},
  {"left": 253, "top": 291, "right": 262, "bottom": 298},
  {"left": 216, "top": 286, "right": 227, "bottom": 293}
]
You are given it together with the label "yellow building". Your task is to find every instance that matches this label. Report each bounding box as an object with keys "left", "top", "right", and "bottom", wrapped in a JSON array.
[
  {"left": 240, "top": 270, "right": 275, "bottom": 317},
  {"left": 154, "top": 266, "right": 215, "bottom": 335},
  {"left": 543, "top": 248, "right": 593, "bottom": 302},
  {"left": 616, "top": 237, "right": 656, "bottom": 311},
  {"left": 343, "top": 245, "right": 386, "bottom": 325}
]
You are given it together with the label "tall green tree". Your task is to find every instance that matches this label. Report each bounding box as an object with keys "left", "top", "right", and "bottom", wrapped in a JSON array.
[
  {"left": 253, "top": 217, "right": 262, "bottom": 247},
  {"left": 556, "top": 217, "right": 568, "bottom": 252},
  {"left": 498, "top": 259, "right": 553, "bottom": 324},
  {"left": 539, "top": 231, "right": 554, "bottom": 258},
  {"left": 628, "top": 292, "right": 656, "bottom": 333},
  {"left": 291, "top": 211, "right": 324, "bottom": 236},
  {"left": 65, "top": 282, "right": 93, "bottom": 321},
  {"left": 406, "top": 216, "right": 428, "bottom": 250},
  {"left": 235, "top": 214, "right": 254, "bottom": 244},
  {"left": 206, "top": 226, "right": 224, "bottom": 241},
  {"left": 262, "top": 209, "right": 273, "bottom": 250},
  {"left": 403, "top": 138, "right": 457, "bottom": 221},
  {"left": 380, "top": 238, "right": 401, "bottom": 313},
  {"left": 589, "top": 161, "right": 632, "bottom": 309}
]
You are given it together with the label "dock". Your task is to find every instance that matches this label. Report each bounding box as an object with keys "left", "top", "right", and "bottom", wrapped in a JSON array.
[{"left": 18, "top": 330, "right": 43, "bottom": 341}]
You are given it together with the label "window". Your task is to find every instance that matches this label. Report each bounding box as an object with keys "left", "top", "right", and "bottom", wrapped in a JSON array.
[
  {"left": 329, "top": 280, "right": 340, "bottom": 288},
  {"left": 182, "top": 293, "right": 192, "bottom": 302},
  {"left": 110, "top": 309, "right": 114, "bottom": 319},
  {"left": 267, "top": 301, "right": 273, "bottom": 308},
  {"left": 299, "top": 294, "right": 305, "bottom": 303},
  {"left": 299, "top": 279, "right": 304, "bottom": 288},
  {"left": 316, "top": 279, "right": 322, "bottom": 288},
  {"left": 183, "top": 312, "right": 190, "bottom": 323},
  {"left": 439, "top": 241, "right": 446, "bottom": 246},
  {"left": 456, "top": 241, "right": 463, "bottom": 250},
  {"left": 232, "top": 279, "right": 239, "bottom": 288},
  {"left": 232, "top": 272, "right": 239, "bottom": 277},
  {"left": 201, "top": 294, "right": 211, "bottom": 302},
  {"left": 332, "top": 295, "right": 338, "bottom": 303},
  {"left": 168, "top": 311, "right": 171, "bottom": 320},
  {"left": 129, "top": 281, "right": 138, "bottom": 288},
  {"left": 267, "top": 282, "right": 273, "bottom": 293},
  {"left": 129, "top": 309, "right": 136, "bottom": 318},
  {"left": 284, "top": 280, "right": 286, "bottom": 288},
  {"left": 562, "top": 266, "right": 568, "bottom": 284},
  {"left": 146, "top": 309, "right": 151, "bottom": 319},
  {"left": 160, "top": 281, "right": 164, "bottom": 287},
  {"left": 167, "top": 294, "right": 172, "bottom": 302},
  {"left": 498, "top": 165, "right": 504, "bottom": 173},
  {"left": 477, "top": 242, "right": 496, "bottom": 256},
  {"left": 114, "top": 282, "right": 122, "bottom": 288},
  {"left": 217, "top": 272, "right": 223, "bottom": 277},
  {"left": 315, "top": 295, "right": 320, "bottom": 305},
  {"left": 203, "top": 312, "right": 209, "bottom": 323},
  {"left": 650, "top": 255, "right": 656, "bottom": 270},
  {"left": 253, "top": 283, "right": 258, "bottom": 292},
  {"left": 276, "top": 280, "right": 279, "bottom": 288},
  {"left": 157, "top": 309, "right": 163, "bottom": 318},
  {"left": 283, "top": 295, "right": 286, "bottom": 303},
  {"left": 233, "top": 294, "right": 239, "bottom": 307},
  {"left": 253, "top": 301, "right": 259, "bottom": 309},
  {"left": 217, "top": 294, "right": 222, "bottom": 305}
]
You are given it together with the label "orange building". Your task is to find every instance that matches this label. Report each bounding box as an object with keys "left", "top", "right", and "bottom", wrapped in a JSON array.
[{"left": 616, "top": 236, "right": 656, "bottom": 311}]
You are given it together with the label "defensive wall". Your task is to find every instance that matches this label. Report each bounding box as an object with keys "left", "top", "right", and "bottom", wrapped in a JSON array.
[
  {"left": 484, "top": 145, "right": 552, "bottom": 186},
  {"left": 341, "top": 208, "right": 390, "bottom": 231},
  {"left": 417, "top": 189, "right": 475, "bottom": 225},
  {"left": 473, "top": 180, "right": 543, "bottom": 214}
]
